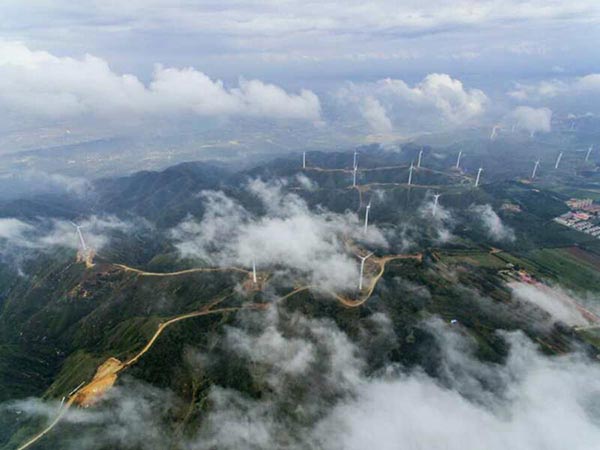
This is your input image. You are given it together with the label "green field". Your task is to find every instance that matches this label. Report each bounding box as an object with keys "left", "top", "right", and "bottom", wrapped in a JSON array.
[
  {"left": 440, "top": 251, "right": 507, "bottom": 269},
  {"left": 526, "top": 247, "right": 600, "bottom": 293}
]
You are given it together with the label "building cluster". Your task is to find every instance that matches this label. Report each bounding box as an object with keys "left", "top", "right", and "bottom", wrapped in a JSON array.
[
  {"left": 566, "top": 198, "right": 594, "bottom": 210},
  {"left": 554, "top": 198, "right": 600, "bottom": 238}
]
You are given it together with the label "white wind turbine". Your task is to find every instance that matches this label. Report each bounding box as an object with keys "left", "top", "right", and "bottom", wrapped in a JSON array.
[
  {"left": 555, "top": 152, "right": 563, "bottom": 169},
  {"left": 364, "top": 202, "right": 371, "bottom": 234},
  {"left": 417, "top": 149, "right": 423, "bottom": 168},
  {"left": 352, "top": 166, "right": 358, "bottom": 187},
  {"left": 490, "top": 125, "right": 500, "bottom": 140},
  {"left": 586, "top": 145, "right": 594, "bottom": 162},
  {"left": 408, "top": 162, "right": 414, "bottom": 186},
  {"left": 252, "top": 259, "right": 257, "bottom": 284},
  {"left": 353, "top": 151, "right": 358, "bottom": 169},
  {"left": 302, "top": 151, "right": 306, "bottom": 169},
  {"left": 475, "top": 167, "right": 483, "bottom": 187},
  {"left": 70, "top": 221, "right": 87, "bottom": 252},
  {"left": 531, "top": 159, "right": 540, "bottom": 179},
  {"left": 358, "top": 252, "right": 374, "bottom": 291},
  {"left": 432, "top": 193, "right": 441, "bottom": 217},
  {"left": 456, "top": 150, "right": 463, "bottom": 169}
]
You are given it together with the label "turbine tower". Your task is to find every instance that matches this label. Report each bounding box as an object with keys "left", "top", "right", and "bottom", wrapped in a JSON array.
[
  {"left": 358, "top": 252, "right": 374, "bottom": 291},
  {"left": 352, "top": 166, "right": 358, "bottom": 187},
  {"left": 475, "top": 167, "right": 483, "bottom": 187},
  {"left": 490, "top": 125, "right": 499, "bottom": 140},
  {"left": 302, "top": 152, "right": 306, "bottom": 169},
  {"left": 456, "top": 150, "right": 463, "bottom": 169},
  {"left": 531, "top": 159, "right": 540, "bottom": 179},
  {"left": 586, "top": 145, "right": 594, "bottom": 162},
  {"left": 554, "top": 152, "right": 563, "bottom": 169},
  {"left": 252, "top": 259, "right": 257, "bottom": 284},
  {"left": 432, "top": 193, "right": 441, "bottom": 217},
  {"left": 70, "top": 222, "right": 87, "bottom": 252},
  {"left": 417, "top": 149, "right": 423, "bottom": 168},
  {"left": 353, "top": 151, "right": 358, "bottom": 169},
  {"left": 408, "top": 162, "right": 414, "bottom": 186},
  {"left": 364, "top": 202, "right": 371, "bottom": 234}
]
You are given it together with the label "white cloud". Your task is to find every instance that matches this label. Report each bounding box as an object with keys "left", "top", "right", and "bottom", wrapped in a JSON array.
[
  {"left": 379, "top": 73, "right": 487, "bottom": 123},
  {"left": 9, "top": 307, "right": 600, "bottom": 450},
  {"left": 0, "top": 41, "right": 321, "bottom": 124},
  {"left": 0, "top": 218, "right": 33, "bottom": 240},
  {"left": 7, "top": 2, "right": 599, "bottom": 43},
  {"left": 295, "top": 173, "right": 318, "bottom": 191},
  {"left": 419, "top": 193, "right": 455, "bottom": 243},
  {"left": 508, "top": 106, "right": 552, "bottom": 135},
  {"left": 470, "top": 204, "right": 515, "bottom": 242},
  {"left": 185, "top": 313, "right": 600, "bottom": 450},
  {"left": 38, "top": 216, "right": 131, "bottom": 251},
  {"left": 361, "top": 96, "right": 393, "bottom": 134},
  {"left": 510, "top": 282, "right": 592, "bottom": 327},
  {"left": 339, "top": 73, "right": 487, "bottom": 133},
  {"left": 316, "top": 326, "right": 600, "bottom": 450},
  {"left": 0, "top": 215, "right": 130, "bottom": 257},
  {"left": 509, "top": 74, "right": 600, "bottom": 101},
  {"left": 0, "top": 170, "right": 92, "bottom": 199},
  {"left": 170, "top": 178, "right": 387, "bottom": 292},
  {"left": 506, "top": 75, "right": 600, "bottom": 117}
]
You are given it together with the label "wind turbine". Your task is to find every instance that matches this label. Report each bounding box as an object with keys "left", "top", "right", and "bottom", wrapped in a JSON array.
[
  {"left": 353, "top": 151, "right": 358, "bottom": 169},
  {"left": 252, "top": 259, "right": 257, "bottom": 284},
  {"left": 475, "top": 167, "right": 483, "bottom": 187},
  {"left": 490, "top": 125, "right": 500, "bottom": 140},
  {"left": 531, "top": 159, "right": 540, "bottom": 179},
  {"left": 555, "top": 152, "right": 563, "bottom": 169},
  {"left": 352, "top": 166, "right": 358, "bottom": 187},
  {"left": 432, "top": 193, "right": 441, "bottom": 217},
  {"left": 408, "top": 162, "right": 414, "bottom": 186},
  {"left": 586, "top": 145, "right": 594, "bottom": 162},
  {"left": 302, "top": 152, "right": 306, "bottom": 169},
  {"left": 456, "top": 150, "right": 463, "bottom": 169},
  {"left": 364, "top": 202, "right": 371, "bottom": 234},
  {"left": 358, "top": 252, "right": 374, "bottom": 291},
  {"left": 70, "top": 222, "right": 87, "bottom": 252},
  {"left": 417, "top": 149, "right": 423, "bottom": 168}
]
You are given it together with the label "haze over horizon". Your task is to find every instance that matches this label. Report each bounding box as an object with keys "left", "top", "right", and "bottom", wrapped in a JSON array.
[{"left": 1, "top": 0, "right": 600, "bottom": 161}]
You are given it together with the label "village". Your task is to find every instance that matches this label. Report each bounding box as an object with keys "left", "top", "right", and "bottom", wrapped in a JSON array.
[{"left": 554, "top": 198, "right": 600, "bottom": 238}]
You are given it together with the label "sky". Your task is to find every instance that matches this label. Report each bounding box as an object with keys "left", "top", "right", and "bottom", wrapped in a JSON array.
[{"left": 1, "top": 1, "right": 600, "bottom": 155}]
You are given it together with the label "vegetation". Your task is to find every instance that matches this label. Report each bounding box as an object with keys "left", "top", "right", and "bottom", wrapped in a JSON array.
[{"left": 3, "top": 146, "right": 600, "bottom": 449}]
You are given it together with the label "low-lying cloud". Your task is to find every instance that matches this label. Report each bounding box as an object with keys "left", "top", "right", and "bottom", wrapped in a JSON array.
[
  {"left": 510, "top": 282, "right": 595, "bottom": 327},
  {"left": 171, "top": 178, "right": 387, "bottom": 291},
  {"left": 419, "top": 193, "right": 454, "bottom": 243},
  {"left": 508, "top": 106, "right": 552, "bottom": 136},
  {"left": 6, "top": 304, "right": 600, "bottom": 450},
  {"left": 470, "top": 204, "right": 515, "bottom": 242},
  {"left": 0, "top": 215, "right": 131, "bottom": 260}
]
